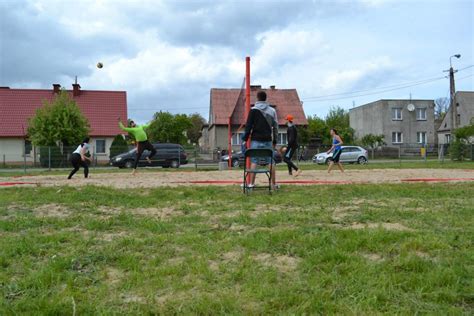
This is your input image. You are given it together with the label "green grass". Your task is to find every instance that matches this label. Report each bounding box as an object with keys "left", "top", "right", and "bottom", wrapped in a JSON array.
[{"left": 1, "top": 183, "right": 473, "bottom": 314}]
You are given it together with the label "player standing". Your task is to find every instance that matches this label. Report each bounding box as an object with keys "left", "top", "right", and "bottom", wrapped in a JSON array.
[{"left": 327, "top": 128, "right": 344, "bottom": 173}]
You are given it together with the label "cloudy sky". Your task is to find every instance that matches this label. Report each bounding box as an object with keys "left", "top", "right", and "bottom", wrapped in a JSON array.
[{"left": 1, "top": 0, "right": 473, "bottom": 123}]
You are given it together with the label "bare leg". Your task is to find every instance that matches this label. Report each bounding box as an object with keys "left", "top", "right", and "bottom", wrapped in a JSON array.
[
  {"left": 131, "top": 168, "right": 137, "bottom": 176},
  {"left": 271, "top": 164, "right": 276, "bottom": 186},
  {"left": 327, "top": 161, "right": 335, "bottom": 173},
  {"left": 337, "top": 162, "right": 345, "bottom": 173},
  {"left": 250, "top": 162, "right": 257, "bottom": 185}
]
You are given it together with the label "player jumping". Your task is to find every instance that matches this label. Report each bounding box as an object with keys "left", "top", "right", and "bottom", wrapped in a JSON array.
[{"left": 119, "top": 118, "right": 156, "bottom": 175}]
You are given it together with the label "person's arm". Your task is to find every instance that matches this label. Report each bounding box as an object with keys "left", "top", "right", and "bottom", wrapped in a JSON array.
[
  {"left": 80, "top": 146, "right": 91, "bottom": 162},
  {"left": 272, "top": 119, "right": 278, "bottom": 148},
  {"left": 119, "top": 121, "right": 133, "bottom": 133},
  {"left": 242, "top": 110, "right": 256, "bottom": 143},
  {"left": 336, "top": 135, "right": 343, "bottom": 146},
  {"left": 141, "top": 123, "right": 150, "bottom": 129}
]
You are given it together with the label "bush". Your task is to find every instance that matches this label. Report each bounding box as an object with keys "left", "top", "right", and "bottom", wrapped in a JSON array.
[
  {"left": 109, "top": 135, "right": 129, "bottom": 158},
  {"left": 450, "top": 140, "right": 467, "bottom": 161}
]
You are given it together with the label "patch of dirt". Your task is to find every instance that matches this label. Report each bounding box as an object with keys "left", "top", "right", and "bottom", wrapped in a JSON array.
[
  {"left": 344, "top": 222, "right": 413, "bottom": 231},
  {"left": 5, "top": 203, "right": 71, "bottom": 218},
  {"left": 98, "top": 205, "right": 183, "bottom": 219},
  {"left": 228, "top": 223, "right": 248, "bottom": 232},
  {"left": 166, "top": 257, "right": 185, "bottom": 265},
  {"left": 98, "top": 231, "right": 130, "bottom": 242},
  {"left": 121, "top": 293, "right": 145, "bottom": 304},
  {"left": 208, "top": 249, "right": 244, "bottom": 271},
  {"left": 361, "top": 253, "right": 384, "bottom": 262},
  {"left": 105, "top": 267, "right": 123, "bottom": 286},
  {"left": 34, "top": 203, "right": 71, "bottom": 218},
  {"left": 252, "top": 253, "right": 301, "bottom": 273},
  {"left": 3, "top": 168, "right": 474, "bottom": 188}
]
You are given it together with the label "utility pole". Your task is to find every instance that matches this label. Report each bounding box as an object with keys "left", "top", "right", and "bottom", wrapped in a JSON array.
[{"left": 444, "top": 54, "right": 461, "bottom": 142}]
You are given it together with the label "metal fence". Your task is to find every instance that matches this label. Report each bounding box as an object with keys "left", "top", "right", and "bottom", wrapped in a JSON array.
[{"left": 0, "top": 143, "right": 472, "bottom": 172}]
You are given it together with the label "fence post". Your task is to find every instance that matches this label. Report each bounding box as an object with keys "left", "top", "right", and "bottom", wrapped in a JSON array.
[
  {"left": 48, "top": 147, "right": 51, "bottom": 171},
  {"left": 398, "top": 144, "right": 401, "bottom": 167},
  {"left": 194, "top": 149, "right": 197, "bottom": 171},
  {"left": 424, "top": 143, "right": 427, "bottom": 163},
  {"left": 2, "top": 154, "right": 5, "bottom": 168},
  {"left": 23, "top": 150, "right": 27, "bottom": 174},
  {"left": 178, "top": 147, "right": 181, "bottom": 167}
]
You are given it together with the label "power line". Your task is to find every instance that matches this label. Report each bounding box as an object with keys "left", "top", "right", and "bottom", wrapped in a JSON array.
[
  {"left": 302, "top": 76, "right": 447, "bottom": 103},
  {"left": 301, "top": 65, "right": 473, "bottom": 101}
]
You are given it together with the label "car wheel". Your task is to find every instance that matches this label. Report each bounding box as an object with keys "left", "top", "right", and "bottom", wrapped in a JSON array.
[
  {"left": 170, "top": 160, "right": 180, "bottom": 168},
  {"left": 124, "top": 160, "right": 134, "bottom": 169},
  {"left": 232, "top": 159, "right": 240, "bottom": 168},
  {"left": 358, "top": 156, "right": 367, "bottom": 164}
]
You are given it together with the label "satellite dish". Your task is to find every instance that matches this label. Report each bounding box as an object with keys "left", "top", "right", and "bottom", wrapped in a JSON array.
[{"left": 407, "top": 104, "right": 415, "bottom": 112}]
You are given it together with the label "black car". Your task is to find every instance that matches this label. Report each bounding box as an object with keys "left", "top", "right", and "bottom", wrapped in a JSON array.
[
  {"left": 110, "top": 143, "right": 188, "bottom": 168},
  {"left": 221, "top": 150, "right": 282, "bottom": 168}
]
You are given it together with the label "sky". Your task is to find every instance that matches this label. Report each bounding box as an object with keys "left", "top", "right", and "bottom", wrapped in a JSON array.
[{"left": 1, "top": 0, "right": 473, "bottom": 123}]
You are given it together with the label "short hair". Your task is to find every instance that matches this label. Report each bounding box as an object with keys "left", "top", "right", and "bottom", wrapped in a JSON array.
[
  {"left": 128, "top": 120, "right": 135, "bottom": 127},
  {"left": 257, "top": 91, "right": 267, "bottom": 101}
]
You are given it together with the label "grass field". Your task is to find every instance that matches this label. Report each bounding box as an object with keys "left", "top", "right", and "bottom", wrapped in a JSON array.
[{"left": 1, "top": 182, "right": 473, "bottom": 314}]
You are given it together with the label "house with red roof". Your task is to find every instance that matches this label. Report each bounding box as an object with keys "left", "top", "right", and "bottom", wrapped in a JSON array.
[
  {"left": 0, "top": 83, "right": 127, "bottom": 163},
  {"left": 202, "top": 85, "right": 307, "bottom": 152}
]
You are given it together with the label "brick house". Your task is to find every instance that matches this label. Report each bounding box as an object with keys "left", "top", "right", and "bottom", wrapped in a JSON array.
[
  {"left": 202, "top": 85, "right": 308, "bottom": 152},
  {"left": 0, "top": 83, "right": 127, "bottom": 163}
]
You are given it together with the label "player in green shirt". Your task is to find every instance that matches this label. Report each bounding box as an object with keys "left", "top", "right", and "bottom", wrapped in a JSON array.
[{"left": 119, "top": 118, "right": 156, "bottom": 175}]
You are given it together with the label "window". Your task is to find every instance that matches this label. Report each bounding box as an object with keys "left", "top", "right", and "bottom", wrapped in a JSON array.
[
  {"left": 416, "top": 108, "right": 427, "bottom": 120},
  {"left": 24, "top": 140, "right": 32, "bottom": 156},
  {"left": 231, "top": 133, "right": 244, "bottom": 145},
  {"left": 392, "top": 108, "right": 402, "bottom": 120},
  {"left": 277, "top": 133, "right": 287, "bottom": 145},
  {"left": 456, "top": 114, "right": 461, "bottom": 126},
  {"left": 392, "top": 132, "right": 403, "bottom": 144},
  {"left": 95, "top": 139, "right": 106, "bottom": 154},
  {"left": 445, "top": 134, "right": 451, "bottom": 143},
  {"left": 417, "top": 132, "right": 427, "bottom": 144}
]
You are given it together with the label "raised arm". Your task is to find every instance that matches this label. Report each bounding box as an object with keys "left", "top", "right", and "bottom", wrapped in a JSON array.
[{"left": 119, "top": 121, "right": 133, "bottom": 132}]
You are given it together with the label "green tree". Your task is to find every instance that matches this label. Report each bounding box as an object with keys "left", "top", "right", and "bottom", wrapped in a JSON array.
[
  {"left": 306, "top": 115, "right": 328, "bottom": 144},
  {"left": 147, "top": 111, "right": 192, "bottom": 144},
  {"left": 27, "top": 90, "right": 90, "bottom": 146},
  {"left": 109, "top": 134, "right": 130, "bottom": 158},
  {"left": 187, "top": 113, "right": 207, "bottom": 145},
  {"left": 360, "top": 134, "right": 386, "bottom": 159},
  {"left": 325, "top": 106, "right": 354, "bottom": 144}
]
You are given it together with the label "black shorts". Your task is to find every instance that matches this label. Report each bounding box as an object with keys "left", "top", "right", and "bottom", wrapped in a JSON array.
[{"left": 330, "top": 148, "right": 342, "bottom": 163}]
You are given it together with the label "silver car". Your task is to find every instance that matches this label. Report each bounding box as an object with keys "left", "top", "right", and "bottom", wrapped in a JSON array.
[{"left": 313, "top": 146, "right": 368, "bottom": 165}]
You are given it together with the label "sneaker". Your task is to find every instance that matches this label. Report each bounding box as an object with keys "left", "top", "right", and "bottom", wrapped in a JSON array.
[
  {"left": 272, "top": 184, "right": 280, "bottom": 190},
  {"left": 146, "top": 157, "right": 152, "bottom": 164},
  {"left": 240, "top": 183, "right": 255, "bottom": 188}
]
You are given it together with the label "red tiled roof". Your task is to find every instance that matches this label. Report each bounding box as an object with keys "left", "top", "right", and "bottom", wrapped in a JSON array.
[
  {"left": 0, "top": 88, "right": 127, "bottom": 137},
  {"left": 210, "top": 88, "right": 308, "bottom": 126}
]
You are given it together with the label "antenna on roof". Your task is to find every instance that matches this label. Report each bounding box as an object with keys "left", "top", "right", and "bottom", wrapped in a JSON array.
[{"left": 352, "top": 100, "right": 355, "bottom": 108}]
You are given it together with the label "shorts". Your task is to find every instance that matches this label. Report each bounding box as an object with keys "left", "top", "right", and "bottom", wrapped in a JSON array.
[
  {"left": 250, "top": 140, "right": 274, "bottom": 165},
  {"left": 330, "top": 148, "right": 342, "bottom": 163}
]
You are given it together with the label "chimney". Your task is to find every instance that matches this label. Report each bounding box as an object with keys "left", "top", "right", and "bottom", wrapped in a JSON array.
[
  {"left": 72, "top": 83, "right": 81, "bottom": 97},
  {"left": 270, "top": 85, "right": 276, "bottom": 90},
  {"left": 53, "top": 84, "right": 61, "bottom": 94}
]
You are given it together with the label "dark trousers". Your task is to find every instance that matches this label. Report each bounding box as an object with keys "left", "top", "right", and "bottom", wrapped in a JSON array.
[
  {"left": 134, "top": 140, "right": 157, "bottom": 169},
  {"left": 68, "top": 153, "right": 89, "bottom": 179},
  {"left": 284, "top": 145, "right": 299, "bottom": 174}
]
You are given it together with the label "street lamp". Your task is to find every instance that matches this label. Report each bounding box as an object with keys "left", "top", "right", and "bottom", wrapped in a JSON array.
[{"left": 450, "top": 54, "right": 461, "bottom": 68}]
